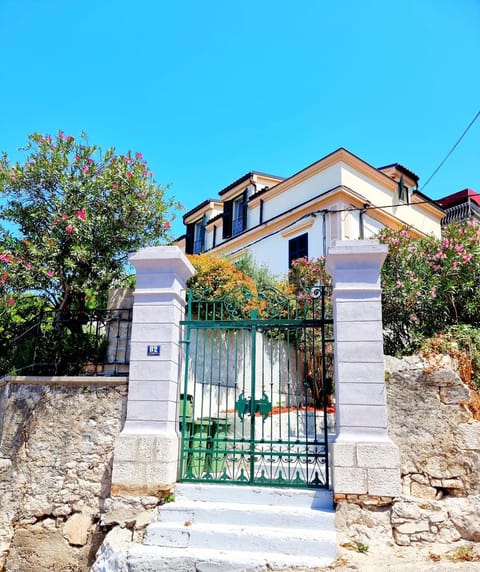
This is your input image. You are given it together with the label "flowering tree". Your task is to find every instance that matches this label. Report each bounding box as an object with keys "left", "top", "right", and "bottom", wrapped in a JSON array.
[
  {"left": 378, "top": 221, "right": 480, "bottom": 355},
  {"left": 0, "top": 131, "right": 180, "bottom": 318}
]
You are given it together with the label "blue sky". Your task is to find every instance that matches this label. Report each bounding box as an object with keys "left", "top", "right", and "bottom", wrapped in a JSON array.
[{"left": 0, "top": 0, "right": 479, "bottom": 237}]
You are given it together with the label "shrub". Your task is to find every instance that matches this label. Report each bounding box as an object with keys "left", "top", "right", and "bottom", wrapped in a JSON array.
[{"left": 378, "top": 221, "right": 480, "bottom": 355}]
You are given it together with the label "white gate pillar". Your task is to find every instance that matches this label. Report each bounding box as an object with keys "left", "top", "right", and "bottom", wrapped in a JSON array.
[
  {"left": 325, "top": 240, "right": 400, "bottom": 502},
  {"left": 111, "top": 246, "right": 194, "bottom": 495}
]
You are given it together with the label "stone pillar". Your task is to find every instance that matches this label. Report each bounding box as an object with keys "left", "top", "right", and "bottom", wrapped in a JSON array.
[
  {"left": 111, "top": 246, "right": 195, "bottom": 495},
  {"left": 325, "top": 240, "right": 400, "bottom": 500}
]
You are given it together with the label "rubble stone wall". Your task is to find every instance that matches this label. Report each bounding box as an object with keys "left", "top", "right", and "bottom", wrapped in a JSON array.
[
  {"left": 337, "top": 355, "right": 480, "bottom": 548},
  {"left": 0, "top": 379, "right": 128, "bottom": 571}
]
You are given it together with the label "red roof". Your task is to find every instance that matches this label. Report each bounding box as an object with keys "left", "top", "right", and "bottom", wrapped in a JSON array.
[{"left": 437, "top": 188, "right": 480, "bottom": 208}]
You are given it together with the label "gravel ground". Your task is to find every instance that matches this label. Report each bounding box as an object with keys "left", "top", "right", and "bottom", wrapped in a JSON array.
[{"left": 272, "top": 541, "right": 480, "bottom": 571}]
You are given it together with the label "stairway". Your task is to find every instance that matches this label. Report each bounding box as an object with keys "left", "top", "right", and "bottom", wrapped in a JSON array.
[{"left": 129, "top": 483, "right": 336, "bottom": 572}]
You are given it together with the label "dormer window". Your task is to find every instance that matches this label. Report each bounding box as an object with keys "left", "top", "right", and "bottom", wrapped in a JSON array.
[
  {"left": 185, "top": 214, "right": 207, "bottom": 255},
  {"left": 398, "top": 175, "right": 410, "bottom": 204},
  {"left": 223, "top": 189, "right": 248, "bottom": 239}
]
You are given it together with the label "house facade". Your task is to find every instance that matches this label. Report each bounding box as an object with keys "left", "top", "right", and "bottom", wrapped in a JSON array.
[{"left": 177, "top": 148, "right": 444, "bottom": 277}]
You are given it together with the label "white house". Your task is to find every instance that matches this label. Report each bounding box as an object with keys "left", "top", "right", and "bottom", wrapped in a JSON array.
[{"left": 177, "top": 148, "right": 444, "bottom": 277}]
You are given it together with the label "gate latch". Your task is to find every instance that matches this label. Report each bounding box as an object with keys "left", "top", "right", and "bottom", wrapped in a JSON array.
[{"left": 235, "top": 392, "right": 272, "bottom": 422}]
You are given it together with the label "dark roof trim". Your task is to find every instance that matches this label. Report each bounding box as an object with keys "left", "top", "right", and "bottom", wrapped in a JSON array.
[
  {"left": 378, "top": 163, "right": 419, "bottom": 183},
  {"left": 182, "top": 198, "right": 218, "bottom": 223},
  {"left": 218, "top": 171, "right": 284, "bottom": 196},
  {"left": 413, "top": 189, "right": 445, "bottom": 213},
  {"left": 206, "top": 212, "right": 223, "bottom": 226}
]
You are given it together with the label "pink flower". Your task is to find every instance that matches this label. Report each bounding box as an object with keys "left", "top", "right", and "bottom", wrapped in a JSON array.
[
  {"left": 8, "top": 298, "right": 14, "bottom": 306},
  {"left": 164, "top": 221, "right": 171, "bottom": 230},
  {"left": 66, "top": 225, "right": 74, "bottom": 234},
  {"left": 76, "top": 208, "right": 87, "bottom": 221},
  {"left": 83, "top": 166, "right": 89, "bottom": 174},
  {"left": 462, "top": 253, "right": 473, "bottom": 264},
  {"left": 143, "top": 170, "right": 148, "bottom": 176},
  {"left": 47, "top": 270, "right": 54, "bottom": 277},
  {"left": 135, "top": 152, "right": 143, "bottom": 160},
  {"left": 0, "top": 254, "right": 12, "bottom": 263},
  {"left": 455, "top": 244, "right": 465, "bottom": 253},
  {"left": 66, "top": 135, "right": 75, "bottom": 141},
  {"left": 61, "top": 214, "right": 68, "bottom": 220},
  {"left": 126, "top": 172, "right": 133, "bottom": 178},
  {"left": 112, "top": 183, "right": 119, "bottom": 189},
  {"left": 25, "top": 262, "right": 32, "bottom": 269}
]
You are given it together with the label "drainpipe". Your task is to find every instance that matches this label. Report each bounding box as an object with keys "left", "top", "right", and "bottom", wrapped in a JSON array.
[
  {"left": 359, "top": 202, "right": 370, "bottom": 240},
  {"left": 321, "top": 210, "right": 328, "bottom": 257}
]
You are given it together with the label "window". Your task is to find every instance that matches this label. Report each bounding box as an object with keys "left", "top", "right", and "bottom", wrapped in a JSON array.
[
  {"left": 185, "top": 215, "right": 207, "bottom": 254},
  {"left": 398, "top": 175, "right": 409, "bottom": 204},
  {"left": 288, "top": 233, "right": 308, "bottom": 266},
  {"left": 223, "top": 190, "right": 248, "bottom": 239}
]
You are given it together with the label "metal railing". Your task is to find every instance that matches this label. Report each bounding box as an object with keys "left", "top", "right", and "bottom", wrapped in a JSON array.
[{"left": 0, "top": 307, "right": 132, "bottom": 377}]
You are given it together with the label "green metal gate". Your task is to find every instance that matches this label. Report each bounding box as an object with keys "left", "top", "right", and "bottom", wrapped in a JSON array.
[{"left": 179, "top": 285, "right": 334, "bottom": 489}]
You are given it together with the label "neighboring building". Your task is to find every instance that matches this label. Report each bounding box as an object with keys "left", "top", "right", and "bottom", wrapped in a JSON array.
[
  {"left": 177, "top": 148, "right": 444, "bottom": 277},
  {"left": 437, "top": 188, "right": 480, "bottom": 227}
]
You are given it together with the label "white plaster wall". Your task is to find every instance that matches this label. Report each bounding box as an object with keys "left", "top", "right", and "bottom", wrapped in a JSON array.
[
  {"left": 236, "top": 215, "right": 327, "bottom": 278},
  {"left": 340, "top": 163, "right": 441, "bottom": 237},
  {"left": 346, "top": 210, "right": 384, "bottom": 240},
  {"left": 261, "top": 164, "right": 342, "bottom": 222}
]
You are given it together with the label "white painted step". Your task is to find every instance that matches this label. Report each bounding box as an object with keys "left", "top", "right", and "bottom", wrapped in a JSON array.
[
  {"left": 144, "top": 519, "right": 335, "bottom": 556},
  {"left": 127, "top": 544, "right": 336, "bottom": 572},
  {"left": 157, "top": 500, "right": 334, "bottom": 529},
  {"left": 173, "top": 482, "right": 334, "bottom": 509},
  {"left": 140, "top": 483, "right": 336, "bottom": 570}
]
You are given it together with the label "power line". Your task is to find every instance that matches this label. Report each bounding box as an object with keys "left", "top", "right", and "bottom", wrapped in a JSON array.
[
  {"left": 222, "top": 198, "right": 440, "bottom": 257},
  {"left": 421, "top": 110, "right": 480, "bottom": 191}
]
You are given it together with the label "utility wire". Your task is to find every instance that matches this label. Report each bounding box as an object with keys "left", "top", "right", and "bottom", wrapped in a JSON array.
[
  {"left": 223, "top": 198, "right": 439, "bottom": 257},
  {"left": 421, "top": 110, "right": 480, "bottom": 191}
]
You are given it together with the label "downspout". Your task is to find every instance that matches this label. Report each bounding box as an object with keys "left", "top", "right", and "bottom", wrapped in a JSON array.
[
  {"left": 322, "top": 210, "right": 328, "bottom": 257},
  {"left": 359, "top": 203, "right": 370, "bottom": 240}
]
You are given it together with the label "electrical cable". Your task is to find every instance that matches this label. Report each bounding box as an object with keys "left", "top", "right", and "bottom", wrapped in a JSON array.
[{"left": 421, "top": 110, "right": 480, "bottom": 191}]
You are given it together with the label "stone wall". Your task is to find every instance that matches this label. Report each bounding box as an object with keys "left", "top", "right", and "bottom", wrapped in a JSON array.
[
  {"left": 0, "top": 378, "right": 128, "bottom": 571},
  {"left": 336, "top": 355, "right": 480, "bottom": 549}
]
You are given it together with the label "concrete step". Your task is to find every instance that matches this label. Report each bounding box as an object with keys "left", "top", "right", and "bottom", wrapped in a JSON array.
[
  {"left": 139, "top": 483, "right": 336, "bottom": 570},
  {"left": 157, "top": 500, "right": 334, "bottom": 529},
  {"left": 144, "top": 519, "right": 335, "bottom": 556},
  {"left": 173, "top": 482, "right": 334, "bottom": 509},
  {"left": 128, "top": 544, "right": 336, "bottom": 572}
]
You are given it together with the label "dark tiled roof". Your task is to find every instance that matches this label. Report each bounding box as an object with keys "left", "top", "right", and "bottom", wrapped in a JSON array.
[
  {"left": 378, "top": 163, "right": 419, "bottom": 183},
  {"left": 218, "top": 171, "right": 284, "bottom": 196},
  {"left": 182, "top": 198, "right": 218, "bottom": 223}
]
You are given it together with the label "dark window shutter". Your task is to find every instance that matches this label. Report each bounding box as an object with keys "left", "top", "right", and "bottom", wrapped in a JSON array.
[
  {"left": 223, "top": 199, "right": 233, "bottom": 239},
  {"left": 288, "top": 233, "right": 309, "bottom": 267},
  {"left": 185, "top": 223, "right": 194, "bottom": 254}
]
